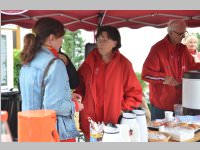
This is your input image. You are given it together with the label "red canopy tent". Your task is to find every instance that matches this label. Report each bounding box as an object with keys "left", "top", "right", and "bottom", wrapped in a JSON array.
[{"left": 1, "top": 10, "right": 200, "bottom": 31}]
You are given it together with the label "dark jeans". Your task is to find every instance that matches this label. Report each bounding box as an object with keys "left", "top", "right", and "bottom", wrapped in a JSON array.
[
  {"left": 150, "top": 104, "right": 165, "bottom": 120},
  {"left": 183, "top": 107, "right": 200, "bottom": 116}
]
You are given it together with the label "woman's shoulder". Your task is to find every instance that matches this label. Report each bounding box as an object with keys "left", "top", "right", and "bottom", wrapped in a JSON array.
[
  {"left": 79, "top": 50, "right": 96, "bottom": 68},
  {"left": 30, "top": 49, "right": 57, "bottom": 69}
]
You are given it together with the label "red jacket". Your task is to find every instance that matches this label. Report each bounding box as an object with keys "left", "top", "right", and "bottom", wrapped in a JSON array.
[
  {"left": 76, "top": 49, "right": 142, "bottom": 139},
  {"left": 142, "top": 35, "right": 200, "bottom": 111}
]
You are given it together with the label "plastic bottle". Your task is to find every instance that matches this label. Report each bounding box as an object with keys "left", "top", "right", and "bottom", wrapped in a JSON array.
[{"left": 1, "top": 111, "right": 13, "bottom": 142}]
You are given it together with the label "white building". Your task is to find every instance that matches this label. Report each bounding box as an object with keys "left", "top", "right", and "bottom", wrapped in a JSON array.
[{"left": 1, "top": 25, "right": 31, "bottom": 89}]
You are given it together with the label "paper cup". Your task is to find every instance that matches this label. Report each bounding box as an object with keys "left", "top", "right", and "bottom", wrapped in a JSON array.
[{"left": 164, "top": 111, "right": 173, "bottom": 121}]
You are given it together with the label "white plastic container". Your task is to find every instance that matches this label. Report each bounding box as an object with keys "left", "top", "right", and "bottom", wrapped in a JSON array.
[
  {"left": 117, "top": 124, "right": 131, "bottom": 142},
  {"left": 102, "top": 124, "right": 122, "bottom": 142},
  {"left": 120, "top": 112, "right": 140, "bottom": 142},
  {"left": 133, "top": 109, "right": 148, "bottom": 142}
]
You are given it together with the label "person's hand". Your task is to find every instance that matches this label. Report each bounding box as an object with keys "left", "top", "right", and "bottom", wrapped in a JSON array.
[
  {"left": 72, "top": 93, "right": 82, "bottom": 102},
  {"left": 139, "top": 98, "right": 151, "bottom": 125},
  {"left": 58, "top": 53, "right": 69, "bottom": 65},
  {"left": 193, "top": 55, "right": 200, "bottom": 63},
  {"left": 163, "top": 76, "right": 181, "bottom": 87},
  {"left": 72, "top": 93, "right": 84, "bottom": 111},
  {"left": 77, "top": 101, "right": 84, "bottom": 111}
]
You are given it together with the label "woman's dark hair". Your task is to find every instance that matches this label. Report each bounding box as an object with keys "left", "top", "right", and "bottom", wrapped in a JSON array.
[
  {"left": 20, "top": 17, "right": 65, "bottom": 64},
  {"left": 95, "top": 25, "right": 121, "bottom": 52}
]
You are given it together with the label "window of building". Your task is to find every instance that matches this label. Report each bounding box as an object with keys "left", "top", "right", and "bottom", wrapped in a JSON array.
[{"left": 1, "top": 30, "right": 14, "bottom": 88}]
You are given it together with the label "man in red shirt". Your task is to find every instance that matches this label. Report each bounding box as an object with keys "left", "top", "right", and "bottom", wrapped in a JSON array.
[{"left": 142, "top": 19, "right": 200, "bottom": 120}]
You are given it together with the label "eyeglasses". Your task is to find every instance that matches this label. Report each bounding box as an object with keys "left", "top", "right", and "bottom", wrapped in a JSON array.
[
  {"left": 173, "top": 31, "right": 188, "bottom": 37},
  {"left": 96, "top": 37, "right": 110, "bottom": 43}
]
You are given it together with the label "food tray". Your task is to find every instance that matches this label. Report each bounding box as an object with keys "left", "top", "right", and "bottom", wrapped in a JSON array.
[
  {"left": 148, "top": 131, "right": 171, "bottom": 142},
  {"left": 148, "top": 121, "right": 200, "bottom": 133}
]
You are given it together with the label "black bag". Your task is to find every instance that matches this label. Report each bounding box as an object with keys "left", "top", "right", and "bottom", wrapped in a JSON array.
[{"left": 58, "top": 52, "right": 80, "bottom": 89}]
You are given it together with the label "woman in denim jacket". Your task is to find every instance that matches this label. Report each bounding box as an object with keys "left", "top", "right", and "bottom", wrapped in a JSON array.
[{"left": 19, "top": 17, "right": 83, "bottom": 142}]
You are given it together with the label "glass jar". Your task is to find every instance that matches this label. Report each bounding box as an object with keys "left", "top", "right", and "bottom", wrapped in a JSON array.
[{"left": 1, "top": 111, "right": 13, "bottom": 142}]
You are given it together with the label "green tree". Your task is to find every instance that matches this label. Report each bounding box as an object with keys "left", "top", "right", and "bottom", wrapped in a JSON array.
[
  {"left": 196, "top": 33, "right": 200, "bottom": 51},
  {"left": 135, "top": 72, "right": 150, "bottom": 108},
  {"left": 135, "top": 72, "right": 147, "bottom": 91},
  {"left": 13, "top": 49, "right": 21, "bottom": 88},
  {"left": 62, "top": 30, "right": 85, "bottom": 69}
]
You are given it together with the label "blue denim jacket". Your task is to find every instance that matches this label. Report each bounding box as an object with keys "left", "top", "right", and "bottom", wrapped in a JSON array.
[{"left": 19, "top": 47, "right": 79, "bottom": 140}]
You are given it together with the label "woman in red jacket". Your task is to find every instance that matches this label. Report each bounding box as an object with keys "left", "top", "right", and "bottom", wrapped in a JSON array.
[
  {"left": 75, "top": 26, "right": 142, "bottom": 140},
  {"left": 183, "top": 34, "right": 200, "bottom": 63}
]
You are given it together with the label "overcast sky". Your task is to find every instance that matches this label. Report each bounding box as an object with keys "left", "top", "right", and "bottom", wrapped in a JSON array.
[{"left": 81, "top": 27, "right": 200, "bottom": 73}]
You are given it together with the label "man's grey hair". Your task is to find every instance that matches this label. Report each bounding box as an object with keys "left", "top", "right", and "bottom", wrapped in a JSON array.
[{"left": 167, "top": 19, "right": 187, "bottom": 33}]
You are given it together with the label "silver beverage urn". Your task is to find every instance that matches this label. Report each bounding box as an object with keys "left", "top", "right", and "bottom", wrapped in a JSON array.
[{"left": 182, "top": 70, "right": 200, "bottom": 115}]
